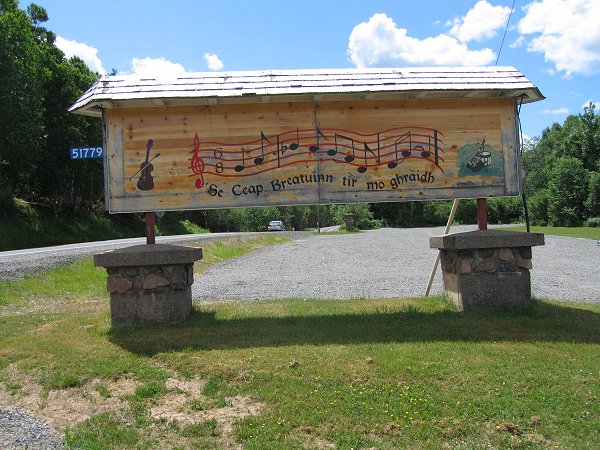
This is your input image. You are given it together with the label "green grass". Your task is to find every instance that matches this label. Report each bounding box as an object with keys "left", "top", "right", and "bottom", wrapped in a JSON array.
[
  {"left": 64, "top": 413, "right": 140, "bottom": 449},
  {"left": 505, "top": 225, "right": 600, "bottom": 240},
  {"left": 0, "top": 236, "right": 599, "bottom": 449},
  {"left": 0, "top": 258, "right": 107, "bottom": 308}
]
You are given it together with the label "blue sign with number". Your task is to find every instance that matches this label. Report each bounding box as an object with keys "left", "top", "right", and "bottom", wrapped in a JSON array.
[{"left": 70, "top": 147, "right": 104, "bottom": 159}]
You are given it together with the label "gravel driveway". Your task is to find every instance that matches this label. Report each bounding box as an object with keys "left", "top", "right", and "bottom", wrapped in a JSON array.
[{"left": 193, "top": 226, "right": 600, "bottom": 303}]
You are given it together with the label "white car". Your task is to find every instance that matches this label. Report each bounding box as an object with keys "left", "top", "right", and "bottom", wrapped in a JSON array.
[{"left": 267, "top": 220, "right": 285, "bottom": 231}]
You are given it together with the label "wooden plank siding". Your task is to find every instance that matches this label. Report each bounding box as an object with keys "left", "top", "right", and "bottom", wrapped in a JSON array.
[{"left": 102, "top": 97, "right": 520, "bottom": 213}]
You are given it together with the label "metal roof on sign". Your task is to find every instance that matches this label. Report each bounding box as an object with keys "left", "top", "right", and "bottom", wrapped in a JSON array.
[{"left": 69, "top": 66, "right": 545, "bottom": 117}]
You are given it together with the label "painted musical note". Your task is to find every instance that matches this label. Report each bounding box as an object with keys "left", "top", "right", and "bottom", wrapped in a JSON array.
[
  {"left": 310, "top": 127, "right": 327, "bottom": 152},
  {"left": 402, "top": 131, "right": 412, "bottom": 158},
  {"left": 281, "top": 130, "right": 300, "bottom": 155},
  {"left": 417, "top": 145, "right": 428, "bottom": 158},
  {"left": 421, "top": 135, "right": 433, "bottom": 159},
  {"left": 334, "top": 133, "right": 356, "bottom": 162},
  {"left": 354, "top": 137, "right": 380, "bottom": 173},
  {"left": 388, "top": 134, "right": 407, "bottom": 169},
  {"left": 234, "top": 147, "right": 246, "bottom": 172},
  {"left": 288, "top": 128, "right": 300, "bottom": 151},
  {"left": 254, "top": 131, "right": 270, "bottom": 165}
]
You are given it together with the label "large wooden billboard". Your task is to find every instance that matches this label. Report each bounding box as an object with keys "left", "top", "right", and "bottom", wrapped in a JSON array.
[
  {"left": 70, "top": 68, "right": 543, "bottom": 213},
  {"left": 104, "top": 97, "right": 520, "bottom": 213}
]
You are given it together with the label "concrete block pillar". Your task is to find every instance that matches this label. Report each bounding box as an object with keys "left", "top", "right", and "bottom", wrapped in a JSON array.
[
  {"left": 94, "top": 244, "right": 202, "bottom": 325},
  {"left": 429, "top": 230, "right": 544, "bottom": 310}
]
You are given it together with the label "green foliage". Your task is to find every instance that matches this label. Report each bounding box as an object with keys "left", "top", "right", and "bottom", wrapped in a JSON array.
[
  {"left": 526, "top": 189, "right": 550, "bottom": 225},
  {"left": 0, "top": 5, "right": 46, "bottom": 201},
  {"left": 185, "top": 205, "right": 335, "bottom": 232},
  {"left": 0, "top": 3, "right": 101, "bottom": 215},
  {"left": 547, "top": 157, "right": 589, "bottom": 226},
  {"left": 488, "top": 197, "right": 523, "bottom": 224},
  {"left": 585, "top": 171, "right": 600, "bottom": 217},
  {"left": 0, "top": 207, "right": 144, "bottom": 251},
  {"left": 523, "top": 104, "right": 599, "bottom": 226},
  {"left": 454, "top": 199, "right": 477, "bottom": 224},
  {"left": 330, "top": 202, "right": 382, "bottom": 230},
  {"left": 372, "top": 201, "right": 453, "bottom": 227},
  {"left": 583, "top": 217, "right": 600, "bottom": 228}
]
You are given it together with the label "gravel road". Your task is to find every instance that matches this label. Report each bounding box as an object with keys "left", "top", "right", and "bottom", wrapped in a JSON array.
[{"left": 193, "top": 226, "right": 600, "bottom": 303}]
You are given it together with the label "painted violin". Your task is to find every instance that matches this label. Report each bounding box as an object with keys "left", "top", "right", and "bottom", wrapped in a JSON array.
[{"left": 137, "top": 139, "right": 155, "bottom": 190}]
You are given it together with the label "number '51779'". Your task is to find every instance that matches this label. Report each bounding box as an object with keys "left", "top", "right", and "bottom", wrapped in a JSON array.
[{"left": 70, "top": 147, "right": 104, "bottom": 159}]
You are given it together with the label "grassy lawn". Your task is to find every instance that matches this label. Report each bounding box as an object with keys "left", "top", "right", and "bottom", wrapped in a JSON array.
[
  {"left": 504, "top": 225, "right": 600, "bottom": 240},
  {"left": 1, "top": 236, "right": 598, "bottom": 449}
]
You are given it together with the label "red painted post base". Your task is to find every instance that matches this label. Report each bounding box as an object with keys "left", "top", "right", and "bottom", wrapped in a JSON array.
[
  {"left": 145, "top": 212, "right": 156, "bottom": 244},
  {"left": 477, "top": 198, "right": 488, "bottom": 231}
]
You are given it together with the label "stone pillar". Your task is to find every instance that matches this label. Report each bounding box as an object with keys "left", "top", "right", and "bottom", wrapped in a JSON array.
[
  {"left": 429, "top": 230, "right": 544, "bottom": 310},
  {"left": 344, "top": 213, "right": 355, "bottom": 231},
  {"left": 94, "top": 244, "right": 202, "bottom": 325}
]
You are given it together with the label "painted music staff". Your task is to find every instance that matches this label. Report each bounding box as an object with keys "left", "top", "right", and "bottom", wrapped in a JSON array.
[{"left": 188, "top": 126, "right": 444, "bottom": 188}]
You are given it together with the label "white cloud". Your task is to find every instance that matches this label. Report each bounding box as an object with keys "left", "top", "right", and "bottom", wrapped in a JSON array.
[
  {"left": 130, "top": 57, "right": 186, "bottom": 79},
  {"left": 348, "top": 13, "right": 496, "bottom": 68},
  {"left": 518, "top": 0, "right": 600, "bottom": 76},
  {"left": 204, "top": 53, "right": 224, "bottom": 71},
  {"left": 542, "top": 107, "right": 569, "bottom": 114},
  {"left": 509, "top": 36, "right": 526, "bottom": 48},
  {"left": 55, "top": 36, "right": 105, "bottom": 74},
  {"left": 448, "top": 0, "right": 511, "bottom": 43}
]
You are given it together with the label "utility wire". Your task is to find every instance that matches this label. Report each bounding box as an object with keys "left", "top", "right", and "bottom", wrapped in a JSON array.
[{"left": 495, "top": 0, "right": 516, "bottom": 65}]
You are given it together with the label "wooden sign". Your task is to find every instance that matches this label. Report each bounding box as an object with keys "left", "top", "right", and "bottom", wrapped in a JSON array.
[{"left": 103, "top": 97, "right": 519, "bottom": 213}]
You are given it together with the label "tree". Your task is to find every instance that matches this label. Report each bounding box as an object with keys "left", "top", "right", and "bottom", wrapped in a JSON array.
[
  {"left": 522, "top": 105, "right": 600, "bottom": 226},
  {"left": 585, "top": 171, "right": 600, "bottom": 218},
  {"left": 547, "top": 157, "right": 589, "bottom": 226},
  {"left": 0, "top": 3, "right": 102, "bottom": 214},
  {"left": 330, "top": 203, "right": 381, "bottom": 230},
  {"left": 40, "top": 54, "right": 102, "bottom": 212},
  {"left": 0, "top": 2, "right": 46, "bottom": 209}
]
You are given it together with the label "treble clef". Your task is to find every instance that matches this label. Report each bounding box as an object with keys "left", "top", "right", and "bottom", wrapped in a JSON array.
[{"left": 190, "top": 133, "right": 205, "bottom": 189}]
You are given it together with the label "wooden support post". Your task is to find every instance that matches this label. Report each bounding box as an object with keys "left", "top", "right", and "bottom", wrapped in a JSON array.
[
  {"left": 145, "top": 212, "right": 156, "bottom": 244},
  {"left": 424, "top": 199, "right": 460, "bottom": 297},
  {"left": 477, "top": 198, "right": 488, "bottom": 231}
]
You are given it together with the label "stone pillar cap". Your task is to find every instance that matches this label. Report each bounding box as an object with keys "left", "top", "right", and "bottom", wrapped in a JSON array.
[
  {"left": 430, "top": 229, "right": 544, "bottom": 250},
  {"left": 94, "top": 244, "right": 202, "bottom": 268}
]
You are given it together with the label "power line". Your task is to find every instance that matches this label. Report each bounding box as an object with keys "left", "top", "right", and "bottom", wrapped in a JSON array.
[{"left": 495, "top": 0, "right": 516, "bottom": 65}]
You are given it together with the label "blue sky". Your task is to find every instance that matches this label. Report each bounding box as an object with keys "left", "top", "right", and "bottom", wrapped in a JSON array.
[{"left": 26, "top": 0, "right": 600, "bottom": 140}]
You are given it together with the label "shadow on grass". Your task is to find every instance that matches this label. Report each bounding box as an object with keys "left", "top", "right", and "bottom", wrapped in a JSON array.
[{"left": 108, "top": 300, "right": 600, "bottom": 356}]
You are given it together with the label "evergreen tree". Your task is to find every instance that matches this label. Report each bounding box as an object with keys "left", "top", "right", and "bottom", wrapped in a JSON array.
[{"left": 0, "top": 2, "right": 102, "bottom": 214}]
